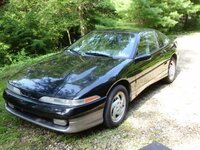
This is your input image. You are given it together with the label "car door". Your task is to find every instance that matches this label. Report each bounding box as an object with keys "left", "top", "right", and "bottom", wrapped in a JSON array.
[{"left": 134, "top": 31, "right": 165, "bottom": 95}]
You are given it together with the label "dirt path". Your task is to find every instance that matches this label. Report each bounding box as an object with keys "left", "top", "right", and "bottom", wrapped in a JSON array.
[{"left": 123, "top": 32, "right": 200, "bottom": 149}]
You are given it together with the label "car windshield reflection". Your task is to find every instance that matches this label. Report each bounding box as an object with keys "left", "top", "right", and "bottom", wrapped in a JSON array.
[{"left": 68, "top": 31, "right": 136, "bottom": 58}]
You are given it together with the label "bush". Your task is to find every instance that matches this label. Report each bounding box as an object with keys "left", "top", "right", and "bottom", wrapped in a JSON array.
[{"left": 0, "top": 42, "right": 11, "bottom": 67}]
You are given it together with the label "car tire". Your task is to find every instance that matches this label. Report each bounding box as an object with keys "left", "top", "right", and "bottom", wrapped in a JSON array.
[
  {"left": 103, "top": 85, "right": 129, "bottom": 128},
  {"left": 164, "top": 57, "right": 177, "bottom": 83}
]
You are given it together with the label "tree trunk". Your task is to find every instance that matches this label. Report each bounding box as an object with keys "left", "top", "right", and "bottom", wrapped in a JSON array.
[
  {"left": 78, "top": 5, "right": 87, "bottom": 36},
  {"left": 0, "top": 0, "right": 5, "bottom": 7},
  {"left": 183, "top": 14, "right": 189, "bottom": 30},
  {"left": 67, "top": 29, "right": 72, "bottom": 45}
]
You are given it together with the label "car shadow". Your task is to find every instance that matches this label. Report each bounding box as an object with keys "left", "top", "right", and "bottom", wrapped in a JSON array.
[{"left": 127, "top": 81, "right": 167, "bottom": 117}]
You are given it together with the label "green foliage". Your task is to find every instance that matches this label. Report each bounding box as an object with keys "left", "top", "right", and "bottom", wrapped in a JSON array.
[
  {"left": 67, "top": 0, "right": 117, "bottom": 35},
  {"left": 126, "top": 0, "right": 200, "bottom": 32},
  {"left": 0, "top": 0, "right": 117, "bottom": 67},
  {"left": 0, "top": 42, "right": 11, "bottom": 66},
  {"left": 0, "top": 0, "right": 75, "bottom": 54}
]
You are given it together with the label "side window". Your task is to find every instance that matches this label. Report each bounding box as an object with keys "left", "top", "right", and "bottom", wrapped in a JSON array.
[
  {"left": 156, "top": 31, "right": 170, "bottom": 48},
  {"left": 136, "top": 31, "right": 159, "bottom": 56}
]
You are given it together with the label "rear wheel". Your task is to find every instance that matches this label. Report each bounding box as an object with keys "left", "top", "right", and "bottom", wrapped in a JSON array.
[
  {"left": 103, "top": 85, "right": 129, "bottom": 128},
  {"left": 164, "top": 57, "right": 177, "bottom": 83}
]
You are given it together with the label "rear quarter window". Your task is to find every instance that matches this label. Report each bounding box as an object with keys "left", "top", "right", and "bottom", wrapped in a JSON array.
[
  {"left": 137, "top": 31, "right": 159, "bottom": 56},
  {"left": 156, "top": 31, "right": 170, "bottom": 48}
]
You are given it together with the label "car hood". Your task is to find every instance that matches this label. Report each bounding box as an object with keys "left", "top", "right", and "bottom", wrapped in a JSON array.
[{"left": 9, "top": 52, "right": 127, "bottom": 99}]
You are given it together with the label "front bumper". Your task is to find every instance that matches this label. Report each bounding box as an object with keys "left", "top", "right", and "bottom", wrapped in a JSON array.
[
  {"left": 5, "top": 103, "right": 104, "bottom": 133},
  {"left": 3, "top": 89, "right": 106, "bottom": 133}
]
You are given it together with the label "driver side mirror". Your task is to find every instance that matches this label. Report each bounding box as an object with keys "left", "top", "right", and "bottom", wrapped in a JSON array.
[{"left": 135, "top": 54, "right": 151, "bottom": 63}]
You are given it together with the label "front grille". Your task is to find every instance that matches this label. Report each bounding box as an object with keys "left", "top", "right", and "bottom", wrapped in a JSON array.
[
  {"left": 6, "top": 103, "right": 69, "bottom": 132},
  {"left": 7, "top": 102, "right": 52, "bottom": 122}
]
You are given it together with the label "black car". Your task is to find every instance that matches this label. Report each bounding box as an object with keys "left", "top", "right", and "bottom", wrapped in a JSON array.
[{"left": 3, "top": 28, "right": 177, "bottom": 133}]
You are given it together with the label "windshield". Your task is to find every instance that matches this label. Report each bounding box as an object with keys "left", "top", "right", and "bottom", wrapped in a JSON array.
[{"left": 68, "top": 31, "right": 136, "bottom": 58}]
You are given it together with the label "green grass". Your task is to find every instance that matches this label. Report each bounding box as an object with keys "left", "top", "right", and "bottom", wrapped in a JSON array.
[{"left": 0, "top": 52, "right": 59, "bottom": 149}]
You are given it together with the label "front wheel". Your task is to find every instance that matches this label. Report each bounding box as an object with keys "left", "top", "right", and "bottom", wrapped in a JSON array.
[
  {"left": 103, "top": 85, "right": 129, "bottom": 128},
  {"left": 164, "top": 58, "right": 177, "bottom": 83}
]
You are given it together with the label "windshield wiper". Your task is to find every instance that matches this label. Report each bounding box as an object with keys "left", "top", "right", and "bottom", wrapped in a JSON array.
[
  {"left": 67, "top": 49, "right": 82, "bottom": 55},
  {"left": 85, "top": 52, "right": 112, "bottom": 58}
]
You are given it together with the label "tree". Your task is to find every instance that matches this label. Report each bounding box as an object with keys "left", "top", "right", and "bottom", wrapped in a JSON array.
[
  {"left": 126, "top": 0, "right": 200, "bottom": 32},
  {"left": 181, "top": 0, "right": 200, "bottom": 30},
  {"left": 0, "top": 0, "right": 116, "bottom": 66},
  {"left": 68, "top": 0, "right": 116, "bottom": 35}
]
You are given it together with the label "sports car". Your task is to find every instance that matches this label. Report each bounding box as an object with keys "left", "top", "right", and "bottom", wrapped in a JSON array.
[{"left": 3, "top": 28, "right": 177, "bottom": 133}]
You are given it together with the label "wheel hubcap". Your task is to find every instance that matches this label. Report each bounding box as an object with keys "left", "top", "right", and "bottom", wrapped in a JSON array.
[
  {"left": 110, "top": 91, "right": 126, "bottom": 123},
  {"left": 169, "top": 60, "right": 176, "bottom": 80}
]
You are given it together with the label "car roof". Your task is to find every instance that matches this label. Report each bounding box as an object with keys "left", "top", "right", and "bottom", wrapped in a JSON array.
[{"left": 94, "top": 27, "right": 155, "bottom": 34}]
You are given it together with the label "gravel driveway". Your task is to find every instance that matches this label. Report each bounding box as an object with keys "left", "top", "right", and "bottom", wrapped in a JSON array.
[{"left": 122, "top": 32, "right": 200, "bottom": 149}]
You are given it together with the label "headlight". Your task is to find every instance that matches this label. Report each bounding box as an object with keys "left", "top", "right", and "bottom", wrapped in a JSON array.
[
  {"left": 7, "top": 83, "right": 21, "bottom": 95},
  {"left": 39, "top": 95, "right": 100, "bottom": 106}
]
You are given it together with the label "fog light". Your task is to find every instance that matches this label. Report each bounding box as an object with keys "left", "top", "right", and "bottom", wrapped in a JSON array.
[
  {"left": 53, "top": 119, "right": 67, "bottom": 126},
  {"left": 8, "top": 102, "right": 14, "bottom": 108}
]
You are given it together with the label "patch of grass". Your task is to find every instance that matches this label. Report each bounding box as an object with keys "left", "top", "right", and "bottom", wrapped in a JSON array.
[{"left": 0, "top": 52, "right": 59, "bottom": 149}]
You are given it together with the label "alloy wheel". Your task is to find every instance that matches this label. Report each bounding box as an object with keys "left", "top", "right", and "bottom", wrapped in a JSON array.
[
  {"left": 110, "top": 91, "right": 126, "bottom": 123},
  {"left": 168, "top": 60, "right": 176, "bottom": 81}
]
